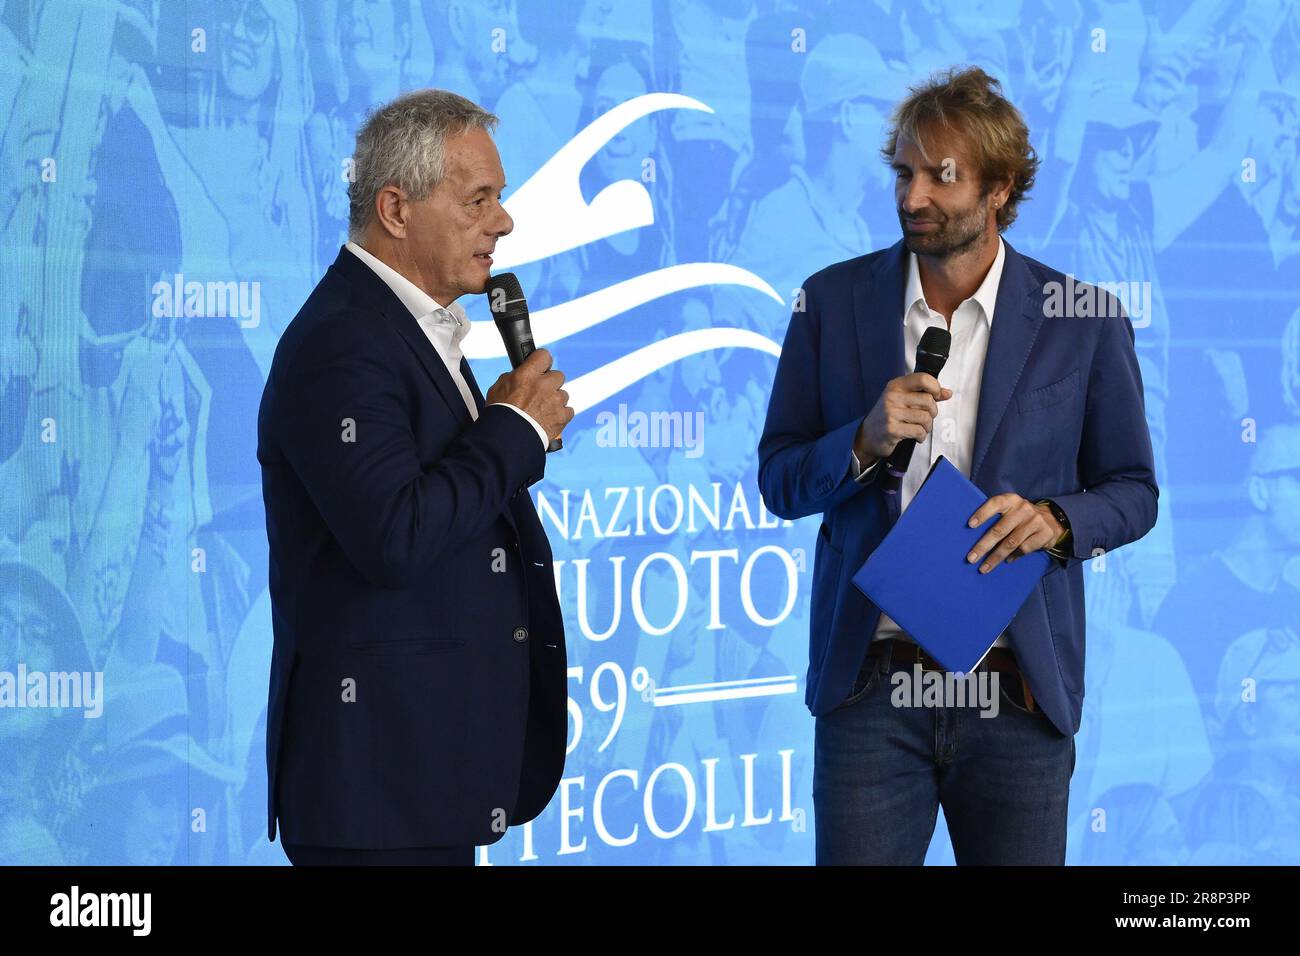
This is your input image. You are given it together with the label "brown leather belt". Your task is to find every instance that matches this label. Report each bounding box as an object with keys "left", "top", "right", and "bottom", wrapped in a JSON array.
[{"left": 869, "top": 639, "right": 1036, "bottom": 712}]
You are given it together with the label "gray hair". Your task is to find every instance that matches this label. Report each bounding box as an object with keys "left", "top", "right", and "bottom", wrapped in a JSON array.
[{"left": 348, "top": 89, "right": 499, "bottom": 241}]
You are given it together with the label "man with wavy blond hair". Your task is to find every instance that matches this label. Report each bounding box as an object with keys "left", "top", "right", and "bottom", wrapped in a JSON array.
[{"left": 759, "top": 67, "right": 1158, "bottom": 865}]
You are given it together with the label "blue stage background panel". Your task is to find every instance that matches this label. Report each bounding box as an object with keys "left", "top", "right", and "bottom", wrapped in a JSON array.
[{"left": 2, "top": 0, "right": 1298, "bottom": 865}]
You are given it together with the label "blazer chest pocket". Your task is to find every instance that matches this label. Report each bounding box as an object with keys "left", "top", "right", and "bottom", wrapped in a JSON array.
[{"left": 1016, "top": 367, "right": 1080, "bottom": 414}]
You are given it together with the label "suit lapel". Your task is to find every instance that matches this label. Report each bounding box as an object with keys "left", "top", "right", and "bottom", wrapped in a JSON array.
[
  {"left": 333, "top": 247, "right": 527, "bottom": 537},
  {"left": 461, "top": 357, "right": 487, "bottom": 414},
  {"left": 968, "top": 240, "right": 1045, "bottom": 483},
  {"left": 853, "top": 239, "right": 1044, "bottom": 516},
  {"left": 461, "top": 355, "right": 523, "bottom": 536},
  {"left": 331, "top": 245, "right": 473, "bottom": 428},
  {"left": 854, "top": 241, "right": 908, "bottom": 521}
]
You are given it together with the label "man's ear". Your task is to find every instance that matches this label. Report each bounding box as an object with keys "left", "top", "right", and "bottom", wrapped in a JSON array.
[
  {"left": 374, "top": 185, "right": 408, "bottom": 239},
  {"left": 992, "top": 174, "right": 1014, "bottom": 209}
]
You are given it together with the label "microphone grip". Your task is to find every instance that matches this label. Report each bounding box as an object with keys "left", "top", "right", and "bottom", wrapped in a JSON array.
[
  {"left": 880, "top": 438, "right": 915, "bottom": 495},
  {"left": 880, "top": 330, "right": 949, "bottom": 494},
  {"left": 510, "top": 330, "right": 563, "bottom": 454}
]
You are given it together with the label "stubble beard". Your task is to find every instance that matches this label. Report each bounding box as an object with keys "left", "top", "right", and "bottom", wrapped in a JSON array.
[{"left": 901, "top": 195, "right": 992, "bottom": 259}]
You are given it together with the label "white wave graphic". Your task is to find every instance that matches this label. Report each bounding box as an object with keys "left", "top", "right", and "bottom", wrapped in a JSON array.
[
  {"left": 473, "top": 93, "right": 787, "bottom": 409},
  {"left": 565, "top": 328, "right": 781, "bottom": 415},
  {"left": 464, "top": 263, "right": 784, "bottom": 359},
  {"left": 493, "top": 92, "right": 713, "bottom": 269}
]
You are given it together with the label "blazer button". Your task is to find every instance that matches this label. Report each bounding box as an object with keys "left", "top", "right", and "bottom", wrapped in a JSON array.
[{"left": 512, "top": 626, "right": 529, "bottom": 643}]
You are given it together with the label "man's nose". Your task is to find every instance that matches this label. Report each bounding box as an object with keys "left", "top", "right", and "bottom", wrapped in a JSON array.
[
  {"left": 492, "top": 205, "right": 514, "bottom": 238},
  {"left": 901, "top": 180, "right": 929, "bottom": 213}
]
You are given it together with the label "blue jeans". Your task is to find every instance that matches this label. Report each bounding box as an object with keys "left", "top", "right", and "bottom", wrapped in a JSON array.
[{"left": 813, "top": 640, "right": 1075, "bottom": 865}]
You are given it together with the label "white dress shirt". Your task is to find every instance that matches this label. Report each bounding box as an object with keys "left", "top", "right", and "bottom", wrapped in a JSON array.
[
  {"left": 345, "top": 241, "right": 549, "bottom": 450},
  {"left": 853, "top": 237, "right": 1009, "bottom": 647}
]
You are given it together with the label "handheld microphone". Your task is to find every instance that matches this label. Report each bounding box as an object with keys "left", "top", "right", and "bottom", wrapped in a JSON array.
[
  {"left": 485, "top": 272, "right": 562, "bottom": 453},
  {"left": 880, "top": 326, "right": 951, "bottom": 495}
]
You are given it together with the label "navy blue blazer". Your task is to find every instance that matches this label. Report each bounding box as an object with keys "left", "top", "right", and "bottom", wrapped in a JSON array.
[
  {"left": 757, "top": 238, "right": 1158, "bottom": 736},
  {"left": 258, "top": 246, "right": 567, "bottom": 849}
]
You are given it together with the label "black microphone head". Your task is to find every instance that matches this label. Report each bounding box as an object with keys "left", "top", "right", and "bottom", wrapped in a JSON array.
[
  {"left": 915, "top": 326, "right": 951, "bottom": 376},
  {"left": 485, "top": 272, "right": 528, "bottom": 321}
]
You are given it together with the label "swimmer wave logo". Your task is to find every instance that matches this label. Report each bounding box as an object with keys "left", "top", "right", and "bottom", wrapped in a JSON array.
[{"left": 465, "top": 93, "right": 785, "bottom": 412}]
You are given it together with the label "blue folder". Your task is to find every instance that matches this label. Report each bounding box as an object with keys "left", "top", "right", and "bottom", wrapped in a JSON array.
[{"left": 851, "top": 455, "right": 1050, "bottom": 673}]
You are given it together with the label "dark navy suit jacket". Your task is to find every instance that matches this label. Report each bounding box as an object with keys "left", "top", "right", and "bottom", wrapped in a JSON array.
[
  {"left": 757, "top": 238, "right": 1158, "bottom": 736},
  {"left": 258, "top": 246, "right": 567, "bottom": 848}
]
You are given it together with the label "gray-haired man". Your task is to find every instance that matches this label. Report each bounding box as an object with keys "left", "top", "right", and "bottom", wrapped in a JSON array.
[{"left": 258, "top": 89, "right": 572, "bottom": 865}]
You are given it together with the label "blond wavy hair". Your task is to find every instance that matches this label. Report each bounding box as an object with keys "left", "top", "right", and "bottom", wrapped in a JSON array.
[{"left": 880, "top": 66, "right": 1039, "bottom": 232}]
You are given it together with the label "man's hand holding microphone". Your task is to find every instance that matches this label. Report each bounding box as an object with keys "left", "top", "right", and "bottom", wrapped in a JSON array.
[
  {"left": 486, "top": 347, "right": 574, "bottom": 446},
  {"left": 853, "top": 371, "right": 952, "bottom": 471}
]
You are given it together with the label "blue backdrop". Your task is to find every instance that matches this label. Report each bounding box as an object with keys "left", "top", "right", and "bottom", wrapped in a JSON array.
[{"left": 2, "top": 0, "right": 1299, "bottom": 865}]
